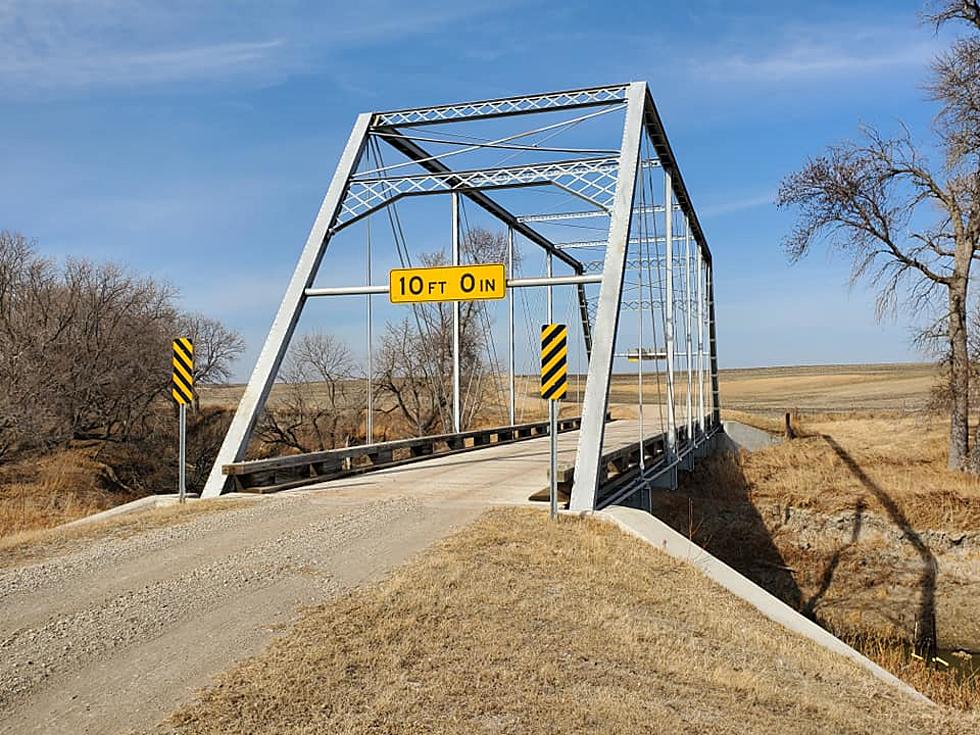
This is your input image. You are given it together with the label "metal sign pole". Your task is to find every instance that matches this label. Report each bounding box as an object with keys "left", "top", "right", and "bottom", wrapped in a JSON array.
[
  {"left": 540, "top": 322, "right": 567, "bottom": 521},
  {"left": 171, "top": 337, "right": 194, "bottom": 504},
  {"left": 546, "top": 254, "right": 556, "bottom": 521},
  {"left": 550, "top": 400, "right": 558, "bottom": 520},
  {"left": 178, "top": 403, "right": 187, "bottom": 503}
]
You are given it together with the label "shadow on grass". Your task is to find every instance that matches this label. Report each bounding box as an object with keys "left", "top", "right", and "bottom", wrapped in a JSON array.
[
  {"left": 821, "top": 435, "right": 938, "bottom": 660},
  {"left": 801, "top": 496, "right": 864, "bottom": 619},
  {"left": 647, "top": 451, "right": 804, "bottom": 612},
  {"left": 648, "top": 437, "right": 939, "bottom": 662}
]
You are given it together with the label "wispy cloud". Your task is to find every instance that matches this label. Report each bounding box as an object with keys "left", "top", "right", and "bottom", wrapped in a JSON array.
[
  {"left": 700, "top": 193, "right": 775, "bottom": 218},
  {"left": 0, "top": 39, "right": 288, "bottom": 90},
  {"left": 690, "top": 24, "right": 944, "bottom": 84},
  {"left": 0, "top": 0, "right": 523, "bottom": 95}
]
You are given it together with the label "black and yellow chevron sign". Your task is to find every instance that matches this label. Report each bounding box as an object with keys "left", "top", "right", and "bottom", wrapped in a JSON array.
[
  {"left": 540, "top": 323, "right": 567, "bottom": 401},
  {"left": 171, "top": 338, "right": 194, "bottom": 405}
]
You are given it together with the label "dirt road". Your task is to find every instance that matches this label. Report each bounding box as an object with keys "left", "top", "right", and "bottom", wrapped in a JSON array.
[
  {"left": 0, "top": 421, "right": 656, "bottom": 734},
  {"left": 0, "top": 493, "right": 482, "bottom": 734}
]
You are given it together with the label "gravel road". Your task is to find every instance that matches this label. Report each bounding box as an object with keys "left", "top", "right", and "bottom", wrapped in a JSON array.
[
  {"left": 0, "top": 492, "right": 483, "bottom": 734},
  {"left": 0, "top": 422, "right": 653, "bottom": 733}
]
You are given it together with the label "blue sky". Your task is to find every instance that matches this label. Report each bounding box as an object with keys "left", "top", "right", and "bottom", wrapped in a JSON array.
[{"left": 0, "top": 0, "right": 962, "bottom": 378}]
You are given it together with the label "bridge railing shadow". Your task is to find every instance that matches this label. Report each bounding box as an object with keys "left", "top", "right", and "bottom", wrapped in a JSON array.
[{"left": 648, "top": 449, "right": 803, "bottom": 612}]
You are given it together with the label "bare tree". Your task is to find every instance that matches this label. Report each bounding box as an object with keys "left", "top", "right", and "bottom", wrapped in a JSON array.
[
  {"left": 0, "top": 231, "right": 245, "bottom": 462},
  {"left": 255, "top": 332, "right": 364, "bottom": 453},
  {"left": 177, "top": 313, "right": 245, "bottom": 411},
  {"left": 375, "top": 228, "right": 508, "bottom": 436},
  {"left": 778, "top": 7, "right": 980, "bottom": 470}
]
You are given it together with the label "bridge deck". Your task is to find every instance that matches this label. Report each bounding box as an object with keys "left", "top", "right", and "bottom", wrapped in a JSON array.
[{"left": 291, "top": 419, "right": 663, "bottom": 505}]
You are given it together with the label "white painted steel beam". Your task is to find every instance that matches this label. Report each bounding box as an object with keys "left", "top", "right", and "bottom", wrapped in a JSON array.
[
  {"left": 508, "top": 227, "right": 516, "bottom": 426},
  {"left": 374, "top": 84, "right": 629, "bottom": 127},
  {"left": 201, "top": 113, "right": 373, "bottom": 498},
  {"left": 696, "top": 236, "right": 706, "bottom": 436},
  {"left": 516, "top": 204, "right": 679, "bottom": 223},
  {"left": 569, "top": 81, "right": 647, "bottom": 512},
  {"left": 452, "top": 192, "right": 461, "bottom": 434},
  {"left": 303, "top": 274, "right": 603, "bottom": 299},
  {"left": 664, "top": 171, "right": 677, "bottom": 458}
]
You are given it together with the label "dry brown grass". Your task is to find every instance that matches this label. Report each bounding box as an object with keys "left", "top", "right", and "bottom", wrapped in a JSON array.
[
  {"left": 744, "top": 413, "right": 980, "bottom": 531},
  {"left": 0, "top": 448, "right": 144, "bottom": 537},
  {"left": 663, "top": 411, "right": 980, "bottom": 709},
  {"left": 830, "top": 626, "right": 980, "bottom": 711},
  {"left": 161, "top": 509, "right": 975, "bottom": 735}
]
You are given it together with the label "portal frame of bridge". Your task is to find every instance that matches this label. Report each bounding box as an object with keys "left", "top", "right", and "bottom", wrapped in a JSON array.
[{"left": 202, "top": 81, "right": 721, "bottom": 509}]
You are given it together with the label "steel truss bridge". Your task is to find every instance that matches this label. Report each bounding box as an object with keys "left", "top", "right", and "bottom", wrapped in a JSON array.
[{"left": 202, "top": 81, "right": 721, "bottom": 512}]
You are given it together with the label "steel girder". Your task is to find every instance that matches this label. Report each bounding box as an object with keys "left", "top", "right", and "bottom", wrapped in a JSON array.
[
  {"left": 339, "top": 157, "right": 622, "bottom": 227},
  {"left": 375, "top": 84, "right": 629, "bottom": 127}
]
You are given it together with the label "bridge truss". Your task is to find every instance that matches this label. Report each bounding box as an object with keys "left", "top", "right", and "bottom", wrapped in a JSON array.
[{"left": 202, "top": 81, "right": 721, "bottom": 511}]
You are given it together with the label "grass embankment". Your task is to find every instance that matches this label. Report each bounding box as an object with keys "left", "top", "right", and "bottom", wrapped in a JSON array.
[
  {"left": 669, "top": 412, "right": 980, "bottom": 709},
  {"left": 162, "top": 509, "right": 974, "bottom": 735},
  {"left": 0, "top": 448, "right": 144, "bottom": 536}
]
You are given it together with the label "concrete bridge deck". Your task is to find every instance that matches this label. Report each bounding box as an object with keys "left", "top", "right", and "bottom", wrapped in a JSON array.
[{"left": 293, "top": 418, "right": 663, "bottom": 506}]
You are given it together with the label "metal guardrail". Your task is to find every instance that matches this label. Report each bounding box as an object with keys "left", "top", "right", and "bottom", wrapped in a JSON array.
[
  {"left": 543, "top": 419, "right": 723, "bottom": 507},
  {"left": 593, "top": 420, "right": 724, "bottom": 509},
  {"left": 223, "top": 414, "right": 609, "bottom": 494}
]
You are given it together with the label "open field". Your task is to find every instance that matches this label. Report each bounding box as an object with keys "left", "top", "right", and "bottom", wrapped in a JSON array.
[
  {"left": 160, "top": 508, "right": 974, "bottom": 734},
  {"left": 715, "top": 363, "right": 939, "bottom": 413},
  {"left": 606, "top": 362, "right": 939, "bottom": 414},
  {"left": 202, "top": 361, "right": 940, "bottom": 417}
]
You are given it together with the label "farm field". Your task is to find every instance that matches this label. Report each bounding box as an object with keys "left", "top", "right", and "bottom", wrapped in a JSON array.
[{"left": 202, "top": 361, "right": 940, "bottom": 416}]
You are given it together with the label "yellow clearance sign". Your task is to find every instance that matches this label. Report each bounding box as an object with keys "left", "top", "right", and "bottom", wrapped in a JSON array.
[{"left": 389, "top": 263, "right": 506, "bottom": 304}]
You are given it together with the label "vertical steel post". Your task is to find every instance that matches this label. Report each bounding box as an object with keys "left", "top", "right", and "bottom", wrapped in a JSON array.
[
  {"left": 569, "top": 81, "right": 646, "bottom": 512},
  {"left": 546, "top": 252, "right": 553, "bottom": 322},
  {"left": 508, "top": 226, "right": 516, "bottom": 426},
  {"left": 664, "top": 171, "right": 677, "bottom": 458},
  {"left": 366, "top": 217, "right": 374, "bottom": 443},
  {"left": 452, "top": 192, "right": 461, "bottom": 433},
  {"left": 637, "top": 226, "right": 645, "bottom": 470},
  {"left": 178, "top": 403, "right": 187, "bottom": 503},
  {"left": 696, "top": 240, "right": 706, "bottom": 437},
  {"left": 550, "top": 400, "right": 558, "bottom": 519},
  {"left": 201, "top": 113, "right": 372, "bottom": 498},
  {"left": 575, "top": 282, "right": 593, "bottom": 361},
  {"left": 684, "top": 217, "right": 693, "bottom": 446},
  {"left": 707, "top": 261, "right": 721, "bottom": 425}
]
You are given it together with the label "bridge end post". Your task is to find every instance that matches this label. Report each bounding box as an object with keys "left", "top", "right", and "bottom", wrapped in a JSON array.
[
  {"left": 568, "top": 81, "right": 647, "bottom": 512},
  {"left": 201, "top": 113, "right": 374, "bottom": 498}
]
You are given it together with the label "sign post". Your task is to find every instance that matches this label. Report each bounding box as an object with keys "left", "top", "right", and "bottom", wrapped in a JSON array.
[
  {"left": 541, "top": 324, "right": 568, "bottom": 520},
  {"left": 171, "top": 338, "right": 194, "bottom": 503}
]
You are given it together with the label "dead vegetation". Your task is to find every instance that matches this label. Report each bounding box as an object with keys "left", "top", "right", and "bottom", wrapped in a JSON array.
[
  {"left": 742, "top": 413, "right": 980, "bottom": 531},
  {"left": 833, "top": 625, "right": 980, "bottom": 712},
  {"left": 161, "top": 508, "right": 975, "bottom": 734},
  {"left": 0, "top": 407, "right": 233, "bottom": 537},
  {"left": 0, "top": 448, "right": 140, "bottom": 536}
]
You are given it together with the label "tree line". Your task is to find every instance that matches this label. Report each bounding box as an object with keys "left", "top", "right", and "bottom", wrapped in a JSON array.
[{"left": 0, "top": 231, "right": 244, "bottom": 489}]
